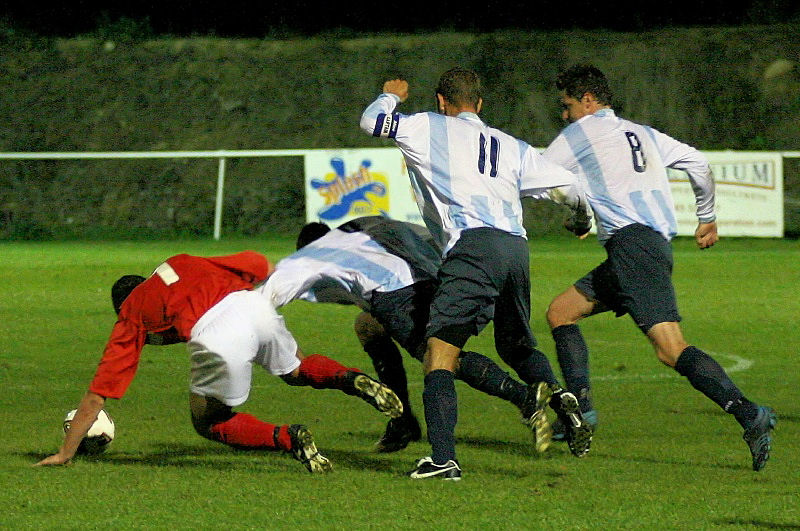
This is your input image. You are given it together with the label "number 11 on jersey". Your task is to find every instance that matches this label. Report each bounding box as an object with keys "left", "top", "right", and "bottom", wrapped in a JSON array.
[{"left": 478, "top": 133, "right": 499, "bottom": 177}]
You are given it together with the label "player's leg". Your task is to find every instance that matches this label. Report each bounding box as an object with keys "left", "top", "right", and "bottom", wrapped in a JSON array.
[
  {"left": 355, "top": 312, "right": 408, "bottom": 408},
  {"left": 188, "top": 339, "right": 288, "bottom": 452},
  {"left": 191, "top": 291, "right": 334, "bottom": 472},
  {"left": 188, "top": 392, "right": 330, "bottom": 473},
  {"left": 613, "top": 224, "right": 775, "bottom": 470},
  {"left": 455, "top": 351, "right": 530, "bottom": 410},
  {"left": 547, "top": 285, "right": 596, "bottom": 412},
  {"left": 408, "top": 336, "right": 462, "bottom": 480},
  {"left": 492, "top": 234, "right": 570, "bottom": 391},
  {"left": 409, "top": 241, "right": 499, "bottom": 480},
  {"left": 490, "top": 236, "right": 591, "bottom": 457},
  {"left": 190, "top": 392, "right": 280, "bottom": 449},
  {"left": 613, "top": 224, "right": 772, "bottom": 441},
  {"left": 280, "top": 349, "right": 403, "bottom": 419},
  {"left": 187, "top": 301, "right": 331, "bottom": 472},
  {"left": 244, "top": 290, "right": 403, "bottom": 419},
  {"left": 546, "top": 282, "right": 606, "bottom": 443},
  {"left": 646, "top": 322, "right": 776, "bottom": 471},
  {"left": 354, "top": 311, "right": 421, "bottom": 452},
  {"left": 548, "top": 254, "right": 625, "bottom": 433},
  {"left": 436, "top": 276, "right": 551, "bottom": 428},
  {"left": 489, "top": 275, "right": 557, "bottom": 453}
]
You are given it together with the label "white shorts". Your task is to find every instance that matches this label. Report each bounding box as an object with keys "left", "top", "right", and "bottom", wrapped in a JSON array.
[{"left": 187, "top": 290, "right": 300, "bottom": 406}]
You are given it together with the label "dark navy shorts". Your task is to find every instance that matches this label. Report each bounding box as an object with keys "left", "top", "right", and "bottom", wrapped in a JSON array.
[
  {"left": 369, "top": 280, "right": 437, "bottom": 361},
  {"left": 575, "top": 223, "right": 681, "bottom": 333},
  {"left": 426, "top": 227, "right": 537, "bottom": 365}
]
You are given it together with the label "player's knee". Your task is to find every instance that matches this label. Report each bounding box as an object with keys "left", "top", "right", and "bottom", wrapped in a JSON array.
[
  {"left": 354, "top": 312, "right": 385, "bottom": 345},
  {"left": 279, "top": 367, "right": 304, "bottom": 386},
  {"left": 653, "top": 344, "right": 684, "bottom": 368},
  {"left": 190, "top": 395, "right": 234, "bottom": 439},
  {"left": 546, "top": 298, "right": 570, "bottom": 329},
  {"left": 191, "top": 414, "right": 215, "bottom": 439},
  {"left": 655, "top": 349, "right": 676, "bottom": 367},
  {"left": 547, "top": 287, "right": 594, "bottom": 329},
  {"left": 647, "top": 323, "right": 688, "bottom": 368}
]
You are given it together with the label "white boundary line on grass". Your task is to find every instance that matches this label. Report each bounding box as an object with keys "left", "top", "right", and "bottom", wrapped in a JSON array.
[{"left": 592, "top": 352, "right": 753, "bottom": 382}]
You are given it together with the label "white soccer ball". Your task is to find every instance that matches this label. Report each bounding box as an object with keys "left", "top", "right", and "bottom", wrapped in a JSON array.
[{"left": 63, "top": 408, "right": 115, "bottom": 455}]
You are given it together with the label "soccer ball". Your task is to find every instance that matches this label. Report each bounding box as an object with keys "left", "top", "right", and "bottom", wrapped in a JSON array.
[{"left": 63, "top": 408, "right": 115, "bottom": 455}]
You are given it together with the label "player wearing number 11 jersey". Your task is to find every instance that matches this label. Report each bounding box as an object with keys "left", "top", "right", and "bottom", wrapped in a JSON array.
[
  {"left": 361, "top": 67, "right": 594, "bottom": 479},
  {"left": 542, "top": 64, "right": 776, "bottom": 471}
]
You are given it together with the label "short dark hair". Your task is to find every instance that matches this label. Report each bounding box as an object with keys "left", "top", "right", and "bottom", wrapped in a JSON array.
[
  {"left": 556, "top": 64, "right": 613, "bottom": 106},
  {"left": 296, "top": 222, "right": 331, "bottom": 249},
  {"left": 111, "top": 275, "right": 146, "bottom": 314},
  {"left": 436, "top": 67, "right": 482, "bottom": 108}
]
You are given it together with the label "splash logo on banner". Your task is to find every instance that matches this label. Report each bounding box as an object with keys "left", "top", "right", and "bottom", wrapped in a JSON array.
[{"left": 310, "top": 157, "right": 389, "bottom": 220}]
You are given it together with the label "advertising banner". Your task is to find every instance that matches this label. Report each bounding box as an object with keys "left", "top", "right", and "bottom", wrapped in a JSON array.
[
  {"left": 305, "top": 148, "right": 784, "bottom": 237},
  {"left": 669, "top": 151, "right": 783, "bottom": 237},
  {"left": 304, "top": 148, "right": 419, "bottom": 226}
]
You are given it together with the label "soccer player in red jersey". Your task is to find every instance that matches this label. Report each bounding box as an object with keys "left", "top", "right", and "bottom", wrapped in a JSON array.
[{"left": 35, "top": 251, "right": 402, "bottom": 472}]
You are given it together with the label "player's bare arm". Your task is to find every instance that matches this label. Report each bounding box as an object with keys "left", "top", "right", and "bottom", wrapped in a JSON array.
[
  {"left": 383, "top": 79, "right": 409, "bottom": 102},
  {"left": 35, "top": 391, "right": 106, "bottom": 466},
  {"left": 695, "top": 221, "right": 719, "bottom": 249}
]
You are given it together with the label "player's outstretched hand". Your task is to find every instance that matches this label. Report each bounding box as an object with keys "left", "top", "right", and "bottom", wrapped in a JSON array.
[
  {"left": 695, "top": 221, "right": 719, "bottom": 249},
  {"left": 34, "top": 453, "right": 71, "bottom": 467},
  {"left": 383, "top": 79, "right": 409, "bottom": 103}
]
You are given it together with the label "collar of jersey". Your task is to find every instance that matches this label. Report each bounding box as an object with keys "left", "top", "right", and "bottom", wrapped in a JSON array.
[
  {"left": 456, "top": 111, "right": 483, "bottom": 123},
  {"left": 594, "top": 108, "right": 616, "bottom": 118}
]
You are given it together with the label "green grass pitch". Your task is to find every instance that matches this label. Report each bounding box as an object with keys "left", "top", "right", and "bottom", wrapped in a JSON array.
[{"left": 1, "top": 236, "right": 797, "bottom": 529}]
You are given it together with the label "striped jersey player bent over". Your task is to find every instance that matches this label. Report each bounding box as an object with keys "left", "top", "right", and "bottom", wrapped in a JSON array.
[
  {"left": 361, "top": 67, "right": 594, "bottom": 480},
  {"left": 542, "top": 64, "right": 776, "bottom": 471},
  {"left": 263, "top": 215, "right": 569, "bottom": 454},
  {"left": 262, "top": 216, "right": 438, "bottom": 453}
]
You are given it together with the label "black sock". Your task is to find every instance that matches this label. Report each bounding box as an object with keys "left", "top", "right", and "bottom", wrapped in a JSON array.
[
  {"left": 509, "top": 348, "right": 558, "bottom": 387},
  {"left": 456, "top": 351, "right": 528, "bottom": 408},
  {"left": 674, "top": 346, "right": 758, "bottom": 428},
  {"left": 363, "top": 336, "right": 413, "bottom": 416},
  {"left": 552, "top": 324, "right": 593, "bottom": 412},
  {"left": 423, "top": 369, "right": 458, "bottom": 464}
]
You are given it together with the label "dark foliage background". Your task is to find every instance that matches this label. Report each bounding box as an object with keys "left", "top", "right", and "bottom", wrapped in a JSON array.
[{"left": 0, "top": 12, "right": 798, "bottom": 239}]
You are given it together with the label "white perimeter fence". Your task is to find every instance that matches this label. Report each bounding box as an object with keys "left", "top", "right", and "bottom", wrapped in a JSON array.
[
  {"left": 2, "top": 149, "right": 800, "bottom": 240},
  {"left": 0, "top": 149, "right": 310, "bottom": 240}
]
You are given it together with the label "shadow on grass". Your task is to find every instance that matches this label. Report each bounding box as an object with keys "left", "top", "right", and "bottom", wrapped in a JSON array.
[
  {"left": 590, "top": 449, "right": 756, "bottom": 472},
  {"left": 323, "top": 429, "right": 575, "bottom": 478},
  {"left": 321, "top": 448, "right": 406, "bottom": 475},
  {"left": 714, "top": 520, "right": 800, "bottom": 529},
  {"left": 26, "top": 440, "right": 424, "bottom": 476},
  {"left": 342, "top": 427, "right": 573, "bottom": 458},
  {"left": 25, "top": 443, "right": 311, "bottom": 470},
  {"left": 694, "top": 407, "right": 798, "bottom": 424},
  {"left": 320, "top": 447, "right": 568, "bottom": 479},
  {"left": 458, "top": 433, "right": 579, "bottom": 458}
]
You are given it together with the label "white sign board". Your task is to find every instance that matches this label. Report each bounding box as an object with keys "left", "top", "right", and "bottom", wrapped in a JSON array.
[
  {"left": 668, "top": 151, "right": 783, "bottom": 237},
  {"left": 305, "top": 148, "right": 784, "bottom": 237},
  {"left": 304, "top": 148, "right": 419, "bottom": 225}
]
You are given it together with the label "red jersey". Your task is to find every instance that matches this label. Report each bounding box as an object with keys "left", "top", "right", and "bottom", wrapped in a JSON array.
[{"left": 89, "top": 252, "right": 270, "bottom": 399}]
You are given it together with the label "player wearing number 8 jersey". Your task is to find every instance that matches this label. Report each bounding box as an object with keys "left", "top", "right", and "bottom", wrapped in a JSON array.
[
  {"left": 542, "top": 64, "right": 776, "bottom": 471},
  {"left": 36, "top": 252, "right": 403, "bottom": 471},
  {"left": 361, "top": 67, "right": 595, "bottom": 479}
]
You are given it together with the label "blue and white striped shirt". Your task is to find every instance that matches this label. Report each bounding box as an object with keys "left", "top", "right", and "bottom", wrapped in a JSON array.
[
  {"left": 361, "top": 93, "right": 578, "bottom": 254},
  {"left": 259, "top": 226, "right": 436, "bottom": 311},
  {"left": 543, "top": 108, "right": 715, "bottom": 242}
]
